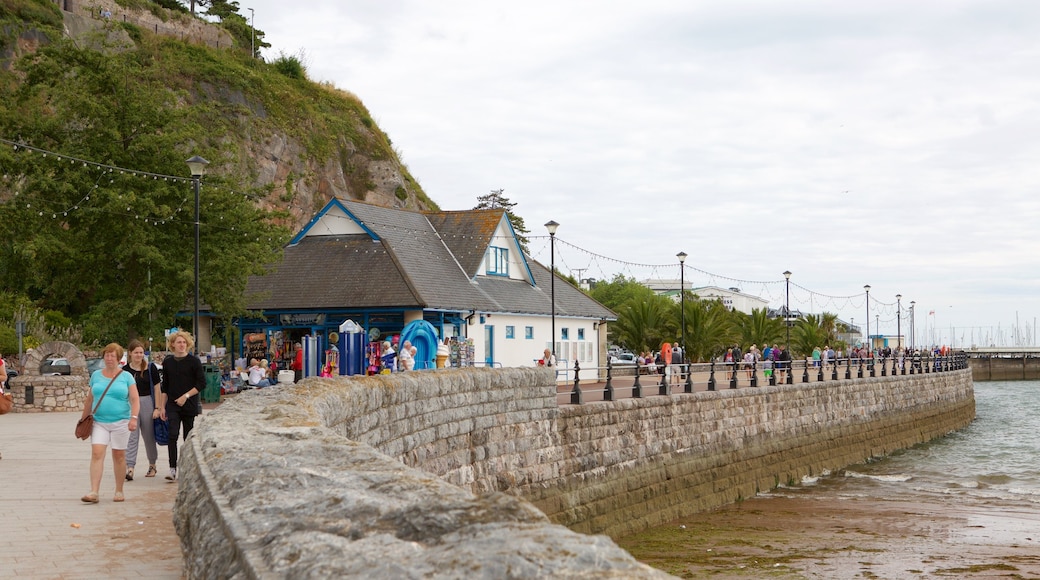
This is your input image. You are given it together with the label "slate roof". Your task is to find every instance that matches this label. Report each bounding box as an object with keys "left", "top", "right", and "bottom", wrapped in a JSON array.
[
  {"left": 424, "top": 210, "right": 502, "bottom": 278},
  {"left": 245, "top": 199, "right": 615, "bottom": 320}
]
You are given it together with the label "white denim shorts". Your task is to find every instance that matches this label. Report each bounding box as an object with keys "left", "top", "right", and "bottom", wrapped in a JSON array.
[{"left": 92, "top": 419, "right": 131, "bottom": 450}]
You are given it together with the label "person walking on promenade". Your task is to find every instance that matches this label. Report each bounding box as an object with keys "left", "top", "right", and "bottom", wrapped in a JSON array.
[
  {"left": 776, "top": 346, "right": 790, "bottom": 383},
  {"left": 123, "top": 339, "right": 162, "bottom": 480},
  {"left": 670, "top": 345, "right": 682, "bottom": 386},
  {"left": 158, "top": 331, "right": 204, "bottom": 482},
  {"left": 0, "top": 355, "right": 7, "bottom": 461},
  {"left": 660, "top": 342, "right": 672, "bottom": 383},
  {"left": 80, "top": 342, "right": 139, "bottom": 503},
  {"left": 292, "top": 342, "right": 304, "bottom": 382}
]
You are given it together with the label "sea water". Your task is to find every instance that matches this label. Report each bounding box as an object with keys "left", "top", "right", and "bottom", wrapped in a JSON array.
[{"left": 770, "top": 379, "right": 1040, "bottom": 512}]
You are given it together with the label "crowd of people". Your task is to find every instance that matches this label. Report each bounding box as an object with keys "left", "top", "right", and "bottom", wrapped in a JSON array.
[{"left": 74, "top": 330, "right": 204, "bottom": 504}]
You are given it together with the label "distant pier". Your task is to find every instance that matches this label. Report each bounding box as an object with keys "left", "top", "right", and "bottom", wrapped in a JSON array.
[{"left": 966, "top": 348, "right": 1040, "bottom": 381}]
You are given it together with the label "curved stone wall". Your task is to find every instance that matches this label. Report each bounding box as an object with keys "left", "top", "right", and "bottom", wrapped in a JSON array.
[{"left": 175, "top": 367, "right": 974, "bottom": 578}]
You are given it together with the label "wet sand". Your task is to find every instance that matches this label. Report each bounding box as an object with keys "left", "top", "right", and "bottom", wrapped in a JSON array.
[{"left": 617, "top": 495, "right": 1040, "bottom": 579}]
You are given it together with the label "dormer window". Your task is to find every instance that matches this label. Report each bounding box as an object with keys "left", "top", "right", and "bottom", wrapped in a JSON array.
[{"left": 486, "top": 246, "right": 509, "bottom": 276}]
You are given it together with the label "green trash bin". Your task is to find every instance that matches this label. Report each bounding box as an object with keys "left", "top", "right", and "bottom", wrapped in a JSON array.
[{"left": 202, "top": 365, "right": 222, "bottom": 403}]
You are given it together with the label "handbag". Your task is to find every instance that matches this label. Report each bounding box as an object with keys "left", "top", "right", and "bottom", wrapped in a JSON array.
[
  {"left": 150, "top": 364, "right": 169, "bottom": 446},
  {"left": 76, "top": 373, "right": 119, "bottom": 440}
]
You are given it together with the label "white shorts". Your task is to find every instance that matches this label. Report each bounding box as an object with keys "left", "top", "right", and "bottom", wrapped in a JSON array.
[{"left": 92, "top": 419, "right": 131, "bottom": 450}]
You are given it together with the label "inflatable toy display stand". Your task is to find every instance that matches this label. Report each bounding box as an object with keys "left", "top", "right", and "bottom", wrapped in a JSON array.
[{"left": 399, "top": 320, "right": 438, "bottom": 370}]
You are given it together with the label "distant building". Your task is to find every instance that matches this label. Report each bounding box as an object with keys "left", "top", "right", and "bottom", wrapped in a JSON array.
[{"left": 642, "top": 280, "right": 769, "bottom": 315}]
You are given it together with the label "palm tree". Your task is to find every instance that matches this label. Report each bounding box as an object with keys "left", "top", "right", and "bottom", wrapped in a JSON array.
[
  {"left": 612, "top": 294, "right": 673, "bottom": 354},
  {"left": 792, "top": 314, "right": 829, "bottom": 357},
  {"left": 736, "top": 307, "right": 785, "bottom": 348},
  {"left": 683, "top": 297, "right": 736, "bottom": 362}
]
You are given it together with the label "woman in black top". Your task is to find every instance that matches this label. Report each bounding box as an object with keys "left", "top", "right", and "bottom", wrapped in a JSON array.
[
  {"left": 158, "top": 330, "right": 204, "bottom": 482},
  {"left": 123, "top": 339, "right": 163, "bottom": 480}
]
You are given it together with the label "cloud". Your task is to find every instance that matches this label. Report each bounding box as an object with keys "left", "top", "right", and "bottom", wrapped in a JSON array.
[{"left": 247, "top": 0, "right": 1040, "bottom": 342}]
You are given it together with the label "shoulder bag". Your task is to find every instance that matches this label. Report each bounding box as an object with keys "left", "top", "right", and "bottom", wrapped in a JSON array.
[
  {"left": 75, "top": 373, "right": 119, "bottom": 440},
  {"left": 151, "top": 363, "right": 169, "bottom": 446}
]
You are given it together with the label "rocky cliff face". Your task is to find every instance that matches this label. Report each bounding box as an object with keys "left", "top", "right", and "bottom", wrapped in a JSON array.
[{"left": 5, "top": 0, "right": 435, "bottom": 234}]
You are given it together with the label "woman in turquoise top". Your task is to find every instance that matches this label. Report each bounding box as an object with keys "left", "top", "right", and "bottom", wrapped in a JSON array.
[{"left": 79, "top": 343, "right": 139, "bottom": 503}]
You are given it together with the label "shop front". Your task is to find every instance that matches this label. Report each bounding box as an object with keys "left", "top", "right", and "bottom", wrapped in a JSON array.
[{"left": 235, "top": 309, "right": 468, "bottom": 378}]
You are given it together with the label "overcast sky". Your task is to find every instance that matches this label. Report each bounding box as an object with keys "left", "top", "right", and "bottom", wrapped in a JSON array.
[{"left": 245, "top": 0, "right": 1040, "bottom": 348}]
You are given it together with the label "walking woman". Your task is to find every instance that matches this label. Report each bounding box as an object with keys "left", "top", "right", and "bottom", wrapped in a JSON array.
[
  {"left": 123, "top": 339, "right": 162, "bottom": 480},
  {"left": 80, "top": 343, "right": 139, "bottom": 503},
  {"left": 158, "top": 330, "right": 204, "bottom": 482}
]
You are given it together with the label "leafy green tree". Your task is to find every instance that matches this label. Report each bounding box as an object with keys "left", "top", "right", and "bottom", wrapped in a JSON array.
[
  {"left": 475, "top": 189, "right": 529, "bottom": 253},
  {"left": 206, "top": 0, "right": 271, "bottom": 58},
  {"left": 0, "top": 35, "right": 288, "bottom": 344},
  {"left": 588, "top": 274, "right": 653, "bottom": 313}
]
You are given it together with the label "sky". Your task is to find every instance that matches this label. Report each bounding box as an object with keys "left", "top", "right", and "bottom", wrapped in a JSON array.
[{"left": 243, "top": 0, "right": 1040, "bottom": 348}]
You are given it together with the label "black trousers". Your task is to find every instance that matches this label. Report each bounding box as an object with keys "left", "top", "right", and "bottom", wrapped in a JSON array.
[{"left": 166, "top": 403, "right": 197, "bottom": 469}]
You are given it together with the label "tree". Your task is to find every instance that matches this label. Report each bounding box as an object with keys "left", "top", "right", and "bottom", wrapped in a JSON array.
[
  {"left": 474, "top": 189, "right": 529, "bottom": 253},
  {"left": 682, "top": 297, "right": 736, "bottom": 362},
  {"left": 588, "top": 274, "right": 652, "bottom": 313},
  {"left": 791, "top": 314, "right": 830, "bottom": 358},
  {"left": 0, "top": 36, "right": 288, "bottom": 344},
  {"left": 735, "top": 307, "right": 785, "bottom": 349},
  {"left": 611, "top": 294, "right": 673, "bottom": 354},
  {"left": 205, "top": 0, "right": 271, "bottom": 58}
]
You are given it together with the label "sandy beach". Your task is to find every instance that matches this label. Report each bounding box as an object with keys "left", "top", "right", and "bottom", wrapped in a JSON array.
[{"left": 618, "top": 494, "right": 1040, "bottom": 579}]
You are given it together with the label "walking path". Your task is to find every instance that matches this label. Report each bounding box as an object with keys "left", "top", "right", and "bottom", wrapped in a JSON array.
[{"left": 0, "top": 410, "right": 184, "bottom": 579}]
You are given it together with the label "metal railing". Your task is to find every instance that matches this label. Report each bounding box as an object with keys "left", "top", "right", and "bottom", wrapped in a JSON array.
[{"left": 559, "top": 353, "right": 969, "bottom": 405}]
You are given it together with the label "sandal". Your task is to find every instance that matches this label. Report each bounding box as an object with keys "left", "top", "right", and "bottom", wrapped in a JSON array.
[
  {"left": 125, "top": 467, "right": 134, "bottom": 481},
  {"left": 113, "top": 492, "right": 125, "bottom": 502},
  {"left": 81, "top": 492, "right": 99, "bottom": 503},
  {"left": 145, "top": 465, "right": 157, "bottom": 478}
]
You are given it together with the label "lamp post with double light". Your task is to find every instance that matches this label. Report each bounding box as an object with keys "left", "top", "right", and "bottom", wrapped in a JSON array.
[
  {"left": 783, "top": 271, "right": 792, "bottom": 352},
  {"left": 545, "top": 220, "right": 559, "bottom": 358},
  {"left": 186, "top": 156, "right": 209, "bottom": 347},
  {"left": 896, "top": 294, "right": 902, "bottom": 351}
]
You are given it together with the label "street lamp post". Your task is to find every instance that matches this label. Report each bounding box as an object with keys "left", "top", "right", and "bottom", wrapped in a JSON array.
[
  {"left": 783, "top": 271, "right": 792, "bottom": 352},
  {"left": 864, "top": 285, "right": 871, "bottom": 351},
  {"left": 677, "top": 252, "right": 687, "bottom": 362},
  {"left": 545, "top": 221, "right": 559, "bottom": 358},
  {"left": 910, "top": 301, "right": 916, "bottom": 351},
  {"left": 187, "top": 155, "right": 210, "bottom": 346},
  {"left": 896, "top": 294, "right": 902, "bottom": 350},
  {"left": 248, "top": 7, "right": 255, "bottom": 58}
]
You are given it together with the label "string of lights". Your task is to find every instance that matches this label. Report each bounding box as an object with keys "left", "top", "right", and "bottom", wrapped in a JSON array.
[{"left": 2, "top": 137, "right": 920, "bottom": 324}]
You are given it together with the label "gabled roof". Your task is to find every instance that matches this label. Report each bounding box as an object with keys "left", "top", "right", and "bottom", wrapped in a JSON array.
[
  {"left": 424, "top": 209, "right": 501, "bottom": 276},
  {"left": 245, "top": 198, "right": 615, "bottom": 320}
]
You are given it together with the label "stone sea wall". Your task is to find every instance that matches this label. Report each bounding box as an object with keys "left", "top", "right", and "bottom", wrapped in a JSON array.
[
  {"left": 969, "top": 355, "right": 1040, "bottom": 381},
  {"left": 174, "top": 367, "right": 974, "bottom": 578}
]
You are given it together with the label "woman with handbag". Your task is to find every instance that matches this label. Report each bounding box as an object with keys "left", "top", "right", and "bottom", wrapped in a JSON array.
[
  {"left": 158, "top": 330, "right": 204, "bottom": 482},
  {"left": 122, "top": 339, "right": 162, "bottom": 480},
  {"left": 79, "top": 343, "right": 139, "bottom": 503}
]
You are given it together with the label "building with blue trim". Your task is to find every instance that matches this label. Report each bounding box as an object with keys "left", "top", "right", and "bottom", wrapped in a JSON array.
[{"left": 237, "top": 198, "right": 615, "bottom": 373}]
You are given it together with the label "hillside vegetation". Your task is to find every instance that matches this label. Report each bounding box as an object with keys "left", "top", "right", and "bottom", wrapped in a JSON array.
[{"left": 0, "top": 0, "right": 436, "bottom": 349}]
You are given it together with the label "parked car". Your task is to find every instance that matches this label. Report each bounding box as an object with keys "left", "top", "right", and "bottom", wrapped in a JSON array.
[
  {"left": 41, "top": 357, "right": 71, "bottom": 376},
  {"left": 86, "top": 357, "right": 104, "bottom": 375},
  {"left": 610, "top": 352, "right": 639, "bottom": 365}
]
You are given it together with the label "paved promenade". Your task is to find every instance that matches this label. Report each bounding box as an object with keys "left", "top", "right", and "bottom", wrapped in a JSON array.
[{"left": 0, "top": 410, "right": 184, "bottom": 579}]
